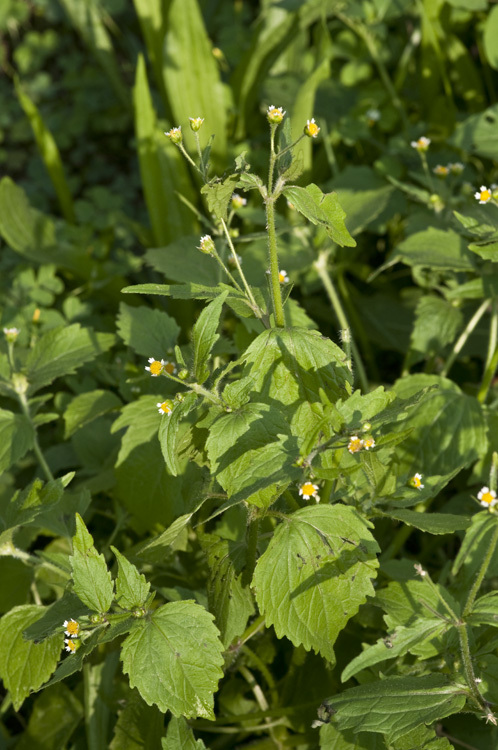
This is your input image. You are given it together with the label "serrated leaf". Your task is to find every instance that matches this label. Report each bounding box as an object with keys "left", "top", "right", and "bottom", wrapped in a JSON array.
[
  {"left": 393, "top": 229, "right": 474, "bottom": 270},
  {"left": 327, "top": 675, "right": 466, "bottom": 743},
  {"left": 158, "top": 392, "right": 198, "bottom": 476},
  {"left": 0, "top": 605, "right": 62, "bottom": 709},
  {"left": 201, "top": 175, "right": 239, "bottom": 221},
  {"left": 452, "top": 511, "right": 496, "bottom": 577},
  {"left": 283, "top": 184, "right": 356, "bottom": 247},
  {"left": 341, "top": 619, "right": 448, "bottom": 683},
  {"left": 112, "top": 547, "right": 150, "bottom": 610},
  {"left": 2, "top": 474, "right": 71, "bottom": 531},
  {"left": 451, "top": 103, "right": 498, "bottom": 161},
  {"left": 376, "top": 580, "right": 461, "bottom": 631},
  {"left": 468, "top": 591, "right": 498, "bottom": 627},
  {"left": 162, "top": 716, "right": 207, "bottom": 749},
  {"left": 146, "top": 237, "right": 218, "bottom": 285},
  {"left": 202, "top": 534, "right": 255, "bottom": 647},
  {"left": 0, "top": 408, "right": 34, "bottom": 474},
  {"left": 26, "top": 324, "right": 115, "bottom": 395},
  {"left": 386, "top": 509, "right": 471, "bottom": 535},
  {"left": 16, "top": 682, "right": 83, "bottom": 750},
  {"left": 319, "top": 723, "right": 387, "bottom": 749},
  {"left": 23, "top": 592, "right": 91, "bottom": 642},
  {"left": 70, "top": 514, "right": 114, "bottom": 613},
  {"left": 64, "top": 390, "right": 121, "bottom": 438},
  {"left": 253, "top": 505, "right": 379, "bottom": 663},
  {"left": 193, "top": 291, "right": 228, "bottom": 383},
  {"left": 117, "top": 303, "right": 180, "bottom": 358},
  {"left": 409, "top": 296, "right": 463, "bottom": 361},
  {"left": 120, "top": 600, "right": 224, "bottom": 718}
]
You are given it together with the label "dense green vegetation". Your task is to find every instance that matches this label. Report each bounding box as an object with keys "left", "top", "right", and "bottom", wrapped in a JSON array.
[{"left": 1, "top": 0, "right": 498, "bottom": 748}]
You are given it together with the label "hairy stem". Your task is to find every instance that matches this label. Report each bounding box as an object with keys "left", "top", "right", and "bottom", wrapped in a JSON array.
[
  {"left": 463, "top": 521, "right": 498, "bottom": 617},
  {"left": 266, "top": 124, "right": 285, "bottom": 328},
  {"left": 441, "top": 300, "right": 489, "bottom": 378}
]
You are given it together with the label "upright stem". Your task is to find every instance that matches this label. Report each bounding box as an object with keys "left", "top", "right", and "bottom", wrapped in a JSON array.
[
  {"left": 463, "top": 521, "right": 498, "bottom": 617},
  {"left": 17, "top": 391, "right": 54, "bottom": 482},
  {"left": 266, "top": 125, "right": 285, "bottom": 328},
  {"left": 220, "top": 218, "right": 260, "bottom": 316},
  {"left": 441, "top": 300, "right": 489, "bottom": 378},
  {"left": 457, "top": 623, "right": 486, "bottom": 711}
]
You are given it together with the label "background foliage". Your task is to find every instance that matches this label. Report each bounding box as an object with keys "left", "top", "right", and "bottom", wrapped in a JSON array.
[{"left": 1, "top": 0, "right": 498, "bottom": 748}]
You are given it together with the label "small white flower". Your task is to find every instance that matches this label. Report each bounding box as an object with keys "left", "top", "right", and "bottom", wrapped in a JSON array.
[
  {"left": 410, "top": 136, "right": 431, "bottom": 151},
  {"left": 64, "top": 638, "right": 77, "bottom": 653},
  {"left": 304, "top": 118, "right": 320, "bottom": 138},
  {"left": 477, "top": 486, "right": 497, "bottom": 508},
  {"left": 298, "top": 482, "right": 319, "bottom": 501},
  {"left": 156, "top": 400, "right": 173, "bottom": 416},
  {"left": 348, "top": 436, "right": 363, "bottom": 454},
  {"left": 145, "top": 358, "right": 166, "bottom": 376},
  {"left": 366, "top": 108, "right": 380, "bottom": 123},
  {"left": 63, "top": 619, "right": 80, "bottom": 638},
  {"left": 414, "top": 563, "right": 427, "bottom": 577},
  {"left": 475, "top": 186, "right": 491, "bottom": 204},
  {"left": 409, "top": 472, "right": 424, "bottom": 490},
  {"left": 363, "top": 437, "right": 376, "bottom": 450},
  {"left": 278, "top": 269, "right": 289, "bottom": 284},
  {"left": 231, "top": 193, "right": 247, "bottom": 209}
]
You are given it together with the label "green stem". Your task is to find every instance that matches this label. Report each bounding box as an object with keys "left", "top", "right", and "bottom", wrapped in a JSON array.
[
  {"left": 209, "top": 244, "right": 245, "bottom": 295},
  {"left": 478, "top": 345, "right": 498, "bottom": 404},
  {"left": 314, "top": 251, "right": 369, "bottom": 392},
  {"left": 486, "top": 300, "right": 498, "bottom": 369},
  {"left": 284, "top": 489, "right": 301, "bottom": 511},
  {"left": 457, "top": 623, "right": 486, "bottom": 711},
  {"left": 241, "top": 644, "right": 279, "bottom": 707},
  {"left": 441, "top": 300, "right": 489, "bottom": 378},
  {"left": 17, "top": 391, "right": 54, "bottom": 482},
  {"left": 463, "top": 521, "right": 498, "bottom": 617},
  {"left": 236, "top": 614, "right": 265, "bottom": 647},
  {"left": 420, "top": 151, "right": 435, "bottom": 193},
  {"left": 220, "top": 218, "right": 261, "bottom": 316},
  {"left": 275, "top": 133, "right": 306, "bottom": 161},
  {"left": 266, "top": 125, "right": 285, "bottom": 328},
  {"left": 177, "top": 142, "right": 203, "bottom": 176}
]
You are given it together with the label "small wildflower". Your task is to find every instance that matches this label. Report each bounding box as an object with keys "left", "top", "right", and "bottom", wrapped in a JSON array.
[
  {"left": 409, "top": 473, "right": 424, "bottom": 490},
  {"left": 32, "top": 308, "right": 41, "bottom": 323},
  {"left": 231, "top": 193, "right": 247, "bottom": 210},
  {"left": 433, "top": 165, "right": 449, "bottom": 178},
  {"left": 3, "top": 327, "right": 20, "bottom": 342},
  {"left": 164, "top": 126, "right": 182, "bottom": 144},
  {"left": 162, "top": 361, "right": 177, "bottom": 376},
  {"left": 228, "top": 253, "right": 242, "bottom": 267},
  {"left": 157, "top": 400, "right": 174, "bottom": 416},
  {"left": 363, "top": 437, "right": 376, "bottom": 450},
  {"left": 298, "top": 482, "right": 320, "bottom": 501},
  {"left": 475, "top": 185, "right": 491, "bottom": 204},
  {"left": 477, "top": 486, "right": 497, "bottom": 508},
  {"left": 63, "top": 619, "right": 80, "bottom": 638},
  {"left": 304, "top": 118, "right": 320, "bottom": 138},
  {"left": 278, "top": 269, "right": 289, "bottom": 284},
  {"left": 145, "top": 358, "right": 165, "bottom": 377},
  {"left": 411, "top": 136, "right": 430, "bottom": 151},
  {"left": 448, "top": 162, "right": 464, "bottom": 175},
  {"left": 348, "top": 436, "right": 363, "bottom": 454},
  {"left": 189, "top": 117, "right": 204, "bottom": 132},
  {"left": 485, "top": 711, "right": 497, "bottom": 726},
  {"left": 414, "top": 563, "right": 427, "bottom": 577},
  {"left": 64, "top": 638, "right": 78, "bottom": 653},
  {"left": 266, "top": 105, "right": 285, "bottom": 125},
  {"left": 366, "top": 108, "right": 380, "bottom": 125},
  {"left": 198, "top": 235, "right": 215, "bottom": 255}
]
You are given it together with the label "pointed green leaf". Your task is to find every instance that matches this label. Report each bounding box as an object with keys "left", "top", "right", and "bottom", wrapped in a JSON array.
[
  {"left": 120, "top": 600, "right": 224, "bottom": 718},
  {"left": 64, "top": 390, "right": 121, "bottom": 438},
  {"left": 70, "top": 514, "right": 114, "bottom": 613},
  {"left": 0, "top": 605, "right": 62, "bottom": 710},
  {"left": 319, "top": 723, "right": 385, "bottom": 749},
  {"left": 468, "top": 591, "right": 498, "bottom": 627},
  {"left": 162, "top": 716, "right": 207, "bottom": 749},
  {"left": 376, "top": 580, "right": 460, "bottom": 632},
  {"left": 111, "top": 547, "right": 150, "bottom": 611},
  {"left": 201, "top": 175, "right": 240, "bottom": 221},
  {"left": 386, "top": 509, "right": 471, "bottom": 535},
  {"left": 117, "top": 303, "right": 180, "bottom": 358},
  {"left": 326, "top": 675, "right": 466, "bottom": 743},
  {"left": 193, "top": 291, "right": 228, "bottom": 383},
  {"left": 393, "top": 229, "right": 474, "bottom": 271},
  {"left": 253, "top": 505, "right": 379, "bottom": 663},
  {"left": 16, "top": 683, "right": 83, "bottom": 750},
  {"left": 26, "top": 324, "right": 115, "bottom": 395},
  {"left": 158, "top": 392, "right": 198, "bottom": 476},
  {"left": 110, "top": 689, "right": 164, "bottom": 750},
  {"left": 146, "top": 237, "right": 218, "bottom": 286},
  {"left": 0, "top": 408, "right": 34, "bottom": 474},
  {"left": 283, "top": 184, "right": 356, "bottom": 247}
]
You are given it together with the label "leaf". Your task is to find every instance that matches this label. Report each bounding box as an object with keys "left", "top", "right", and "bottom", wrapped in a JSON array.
[
  {"left": 326, "top": 675, "right": 466, "bottom": 743},
  {"left": 385, "top": 509, "right": 471, "bottom": 535},
  {"left": 408, "top": 296, "right": 463, "bottom": 361},
  {"left": 162, "top": 717, "right": 207, "bottom": 749},
  {"left": 26, "top": 324, "right": 115, "bottom": 395},
  {"left": 23, "top": 592, "right": 90, "bottom": 643},
  {"left": 283, "top": 184, "right": 356, "bottom": 247},
  {"left": 158, "top": 392, "right": 198, "bottom": 476},
  {"left": 201, "top": 175, "right": 240, "bottom": 221},
  {"left": 375, "top": 580, "right": 461, "bottom": 632},
  {"left": 331, "top": 166, "right": 395, "bottom": 236},
  {"left": 70, "top": 513, "right": 114, "bottom": 613},
  {"left": 452, "top": 511, "right": 497, "bottom": 577},
  {"left": 110, "top": 689, "right": 164, "bottom": 750},
  {"left": 206, "top": 402, "right": 299, "bottom": 506},
  {"left": 64, "top": 390, "right": 121, "bottom": 438},
  {"left": 122, "top": 281, "right": 246, "bottom": 302},
  {"left": 392, "top": 228, "right": 475, "bottom": 270},
  {"left": 120, "top": 600, "right": 224, "bottom": 718},
  {"left": 202, "top": 534, "right": 255, "bottom": 647},
  {"left": 15, "top": 683, "right": 83, "bottom": 750},
  {"left": 319, "top": 722, "right": 391, "bottom": 749},
  {"left": 146, "top": 237, "right": 219, "bottom": 286},
  {"left": 253, "top": 504, "right": 379, "bottom": 663},
  {"left": 0, "top": 408, "right": 34, "bottom": 474},
  {"left": 468, "top": 591, "right": 498, "bottom": 627},
  {"left": 112, "top": 547, "right": 151, "bottom": 611},
  {"left": 133, "top": 55, "right": 195, "bottom": 246},
  {"left": 116, "top": 303, "right": 180, "bottom": 358},
  {"left": 0, "top": 605, "right": 62, "bottom": 710},
  {"left": 484, "top": 6, "right": 498, "bottom": 70},
  {"left": 192, "top": 291, "right": 228, "bottom": 383},
  {"left": 162, "top": 0, "right": 227, "bottom": 167},
  {"left": 341, "top": 619, "right": 448, "bottom": 683},
  {"left": 451, "top": 104, "right": 498, "bottom": 161},
  {"left": 15, "top": 81, "right": 75, "bottom": 224}
]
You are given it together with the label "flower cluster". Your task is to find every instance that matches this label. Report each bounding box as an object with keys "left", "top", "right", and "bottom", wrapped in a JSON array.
[
  {"left": 347, "top": 435, "right": 376, "bottom": 454},
  {"left": 198, "top": 235, "right": 215, "bottom": 255},
  {"left": 433, "top": 162, "right": 464, "bottom": 178},
  {"left": 157, "top": 400, "right": 174, "bottom": 416},
  {"left": 63, "top": 619, "right": 80, "bottom": 653},
  {"left": 366, "top": 108, "right": 380, "bottom": 125}
]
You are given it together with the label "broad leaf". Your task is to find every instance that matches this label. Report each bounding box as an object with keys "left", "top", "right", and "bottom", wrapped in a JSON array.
[
  {"left": 64, "top": 390, "right": 121, "bottom": 438},
  {"left": 193, "top": 291, "right": 228, "bottom": 383},
  {"left": 16, "top": 683, "right": 83, "bottom": 750},
  {"left": 0, "top": 605, "right": 62, "bottom": 710},
  {"left": 253, "top": 504, "right": 379, "bottom": 663},
  {"left": 112, "top": 547, "right": 150, "bottom": 611},
  {"left": 146, "top": 237, "right": 219, "bottom": 286},
  {"left": 201, "top": 175, "right": 240, "bottom": 221},
  {"left": 26, "top": 324, "right": 115, "bottom": 394},
  {"left": 70, "top": 514, "right": 114, "bottom": 613},
  {"left": 110, "top": 689, "right": 164, "bottom": 750},
  {"left": 326, "top": 675, "right": 467, "bottom": 743},
  {"left": 452, "top": 511, "right": 498, "bottom": 578},
  {"left": 319, "top": 724, "right": 386, "bottom": 749},
  {"left": 392, "top": 228, "right": 474, "bottom": 270},
  {"left": 162, "top": 716, "right": 207, "bottom": 749},
  {"left": 283, "top": 184, "right": 356, "bottom": 247},
  {"left": 0, "top": 409, "right": 34, "bottom": 474},
  {"left": 120, "top": 600, "right": 224, "bottom": 718},
  {"left": 386, "top": 509, "right": 471, "bottom": 535},
  {"left": 158, "top": 392, "right": 198, "bottom": 476},
  {"left": 468, "top": 591, "right": 498, "bottom": 627},
  {"left": 117, "top": 303, "right": 180, "bottom": 358}
]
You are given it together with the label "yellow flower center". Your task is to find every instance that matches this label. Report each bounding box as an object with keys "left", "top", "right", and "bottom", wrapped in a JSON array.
[
  {"left": 301, "top": 483, "right": 315, "bottom": 495},
  {"left": 66, "top": 621, "right": 79, "bottom": 636},
  {"left": 363, "top": 438, "right": 375, "bottom": 449},
  {"left": 481, "top": 491, "right": 494, "bottom": 505},
  {"left": 164, "top": 363, "right": 175, "bottom": 375},
  {"left": 278, "top": 272, "right": 286, "bottom": 283},
  {"left": 66, "top": 640, "right": 77, "bottom": 652},
  {"left": 159, "top": 401, "right": 172, "bottom": 414},
  {"left": 307, "top": 122, "right": 319, "bottom": 136},
  {"left": 149, "top": 360, "right": 163, "bottom": 375},
  {"left": 480, "top": 189, "right": 491, "bottom": 202},
  {"left": 412, "top": 475, "right": 422, "bottom": 488},
  {"left": 348, "top": 437, "right": 363, "bottom": 453}
]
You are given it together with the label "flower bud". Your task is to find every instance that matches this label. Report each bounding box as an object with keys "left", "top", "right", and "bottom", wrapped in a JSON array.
[
  {"left": 3, "top": 327, "right": 20, "bottom": 342},
  {"left": 267, "top": 105, "right": 285, "bottom": 125},
  {"left": 175, "top": 392, "right": 185, "bottom": 403},
  {"left": 164, "top": 126, "right": 182, "bottom": 144},
  {"left": 189, "top": 117, "right": 204, "bottom": 132},
  {"left": 178, "top": 368, "right": 189, "bottom": 381},
  {"left": 304, "top": 118, "right": 320, "bottom": 138},
  {"left": 198, "top": 235, "right": 215, "bottom": 255},
  {"left": 231, "top": 193, "right": 247, "bottom": 210}
]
